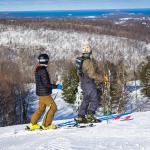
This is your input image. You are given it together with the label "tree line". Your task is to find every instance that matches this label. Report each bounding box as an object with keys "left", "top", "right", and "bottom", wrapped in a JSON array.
[{"left": 0, "top": 18, "right": 150, "bottom": 42}]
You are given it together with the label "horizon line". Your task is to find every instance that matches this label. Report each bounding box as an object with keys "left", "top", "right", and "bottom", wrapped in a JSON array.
[{"left": 0, "top": 8, "right": 150, "bottom": 12}]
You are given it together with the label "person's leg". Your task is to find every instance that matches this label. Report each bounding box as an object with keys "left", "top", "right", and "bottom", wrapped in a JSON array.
[
  {"left": 88, "top": 90, "right": 100, "bottom": 113},
  {"left": 87, "top": 90, "right": 101, "bottom": 123},
  {"left": 31, "top": 97, "right": 46, "bottom": 125},
  {"left": 78, "top": 93, "right": 90, "bottom": 116},
  {"left": 75, "top": 92, "right": 90, "bottom": 123},
  {"left": 42, "top": 95, "right": 57, "bottom": 127}
]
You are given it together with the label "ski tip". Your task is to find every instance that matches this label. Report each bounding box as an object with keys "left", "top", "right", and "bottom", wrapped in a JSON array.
[
  {"left": 25, "top": 126, "right": 32, "bottom": 131},
  {"left": 120, "top": 115, "right": 134, "bottom": 121},
  {"left": 113, "top": 116, "right": 122, "bottom": 120}
]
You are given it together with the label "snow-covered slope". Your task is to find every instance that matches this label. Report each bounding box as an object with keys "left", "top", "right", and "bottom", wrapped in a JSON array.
[
  {"left": 0, "top": 111, "right": 150, "bottom": 150},
  {"left": 0, "top": 81, "right": 150, "bottom": 150}
]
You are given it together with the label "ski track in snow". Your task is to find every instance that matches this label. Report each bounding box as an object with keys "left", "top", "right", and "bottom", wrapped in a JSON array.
[{"left": 0, "top": 112, "right": 150, "bottom": 150}]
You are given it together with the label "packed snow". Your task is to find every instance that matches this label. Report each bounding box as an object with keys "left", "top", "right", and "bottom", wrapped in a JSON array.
[{"left": 0, "top": 111, "right": 150, "bottom": 150}]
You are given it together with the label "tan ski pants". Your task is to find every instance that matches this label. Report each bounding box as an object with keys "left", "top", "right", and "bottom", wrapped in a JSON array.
[{"left": 31, "top": 95, "right": 57, "bottom": 127}]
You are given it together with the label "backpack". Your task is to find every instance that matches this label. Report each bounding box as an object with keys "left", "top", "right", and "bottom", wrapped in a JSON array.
[{"left": 75, "top": 57, "right": 85, "bottom": 76}]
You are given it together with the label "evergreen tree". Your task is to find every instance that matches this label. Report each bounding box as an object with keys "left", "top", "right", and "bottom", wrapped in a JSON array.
[
  {"left": 62, "top": 65, "right": 79, "bottom": 104},
  {"left": 140, "top": 56, "right": 150, "bottom": 97}
]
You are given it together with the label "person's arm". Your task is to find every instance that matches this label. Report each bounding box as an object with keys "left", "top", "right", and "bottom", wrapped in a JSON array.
[{"left": 83, "top": 59, "right": 103, "bottom": 82}]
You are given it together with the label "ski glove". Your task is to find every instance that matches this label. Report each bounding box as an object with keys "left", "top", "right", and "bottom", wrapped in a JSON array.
[{"left": 103, "top": 74, "right": 109, "bottom": 85}]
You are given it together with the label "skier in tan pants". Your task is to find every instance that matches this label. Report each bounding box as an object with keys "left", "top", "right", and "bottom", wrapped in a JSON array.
[{"left": 28, "top": 54, "right": 57, "bottom": 130}]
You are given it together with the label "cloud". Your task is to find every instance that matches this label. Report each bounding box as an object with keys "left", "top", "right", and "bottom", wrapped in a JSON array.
[{"left": 0, "top": 0, "right": 149, "bottom": 11}]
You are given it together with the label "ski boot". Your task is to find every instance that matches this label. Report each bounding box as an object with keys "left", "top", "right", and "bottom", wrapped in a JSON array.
[
  {"left": 86, "top": 112, "right": 102, "bottom": 123},
  {"left": 40, "top": 124, "right": 58, "bottom": 130},
  {"left": 26, "top": 123, "right": 40, "bottom": 131},
  {"left": 74, "top": 115, "right": 88, "bottom": 124}
]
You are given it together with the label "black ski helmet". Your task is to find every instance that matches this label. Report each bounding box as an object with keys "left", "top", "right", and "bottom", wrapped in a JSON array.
[{"left": 38, "top": 53, "right": 49, "bottom": 65}]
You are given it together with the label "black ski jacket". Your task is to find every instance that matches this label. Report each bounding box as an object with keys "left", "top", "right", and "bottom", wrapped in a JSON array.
[{"left": 35, "top": 66, "right": 52, "bottom": 96}]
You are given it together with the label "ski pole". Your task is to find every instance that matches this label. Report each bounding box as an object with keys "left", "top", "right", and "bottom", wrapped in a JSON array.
[{"left": 53, "top": 91, "right": 59, "bottom": 100}]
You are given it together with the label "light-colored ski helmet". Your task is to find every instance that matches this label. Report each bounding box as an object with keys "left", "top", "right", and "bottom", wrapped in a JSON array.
[{"left": 82, "top": 43, "right": 92, "bottom": 54}]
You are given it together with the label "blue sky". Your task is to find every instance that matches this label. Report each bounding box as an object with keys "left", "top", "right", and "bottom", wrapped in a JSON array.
[{"left": 0, "top": 0, "right": 150, "bottom": 11}]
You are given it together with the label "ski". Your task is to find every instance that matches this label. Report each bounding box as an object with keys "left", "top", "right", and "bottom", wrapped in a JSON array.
[
  {"left": 97, "top": 112, "right": 133, "bottom": 121},
  {"left": 58, "top": 122, "right": 96, "bottom": 129},
  {"left": 119, "top": 115, "right": 134, "bottom": 121},
  {"left": 74, "top": 123, "right": 95, "bottom": 128}
]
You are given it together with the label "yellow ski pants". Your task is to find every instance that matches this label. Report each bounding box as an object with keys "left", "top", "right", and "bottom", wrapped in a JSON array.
[{"left": 31, "top": 95, "right": 57, "bottom": 127}]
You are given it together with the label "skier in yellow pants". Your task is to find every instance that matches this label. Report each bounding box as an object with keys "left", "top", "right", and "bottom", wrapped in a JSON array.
[
  {"left": 28, "top": 54, "right": 57, "bottom": 130},
  {"left": 30, "top": 95, "right": 57, "bottom": 130}
]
